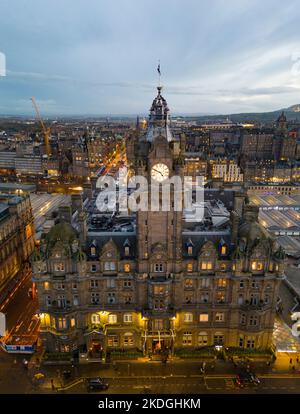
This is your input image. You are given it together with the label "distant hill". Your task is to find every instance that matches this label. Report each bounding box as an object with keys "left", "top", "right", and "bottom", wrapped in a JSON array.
[{"left": 189, "top": 104, "right": 300, "bottom": 124}]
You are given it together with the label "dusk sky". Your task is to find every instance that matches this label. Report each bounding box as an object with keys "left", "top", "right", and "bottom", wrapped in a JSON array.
[{"left": 1, "top": 0, "right": 300, "bottom": 116}]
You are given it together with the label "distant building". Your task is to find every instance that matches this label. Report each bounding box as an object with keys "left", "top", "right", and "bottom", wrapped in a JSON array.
[{"left": 0, "top": 193, "right": 35, "bottom": 300}]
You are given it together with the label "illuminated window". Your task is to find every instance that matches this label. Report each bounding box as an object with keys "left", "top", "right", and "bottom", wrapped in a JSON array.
[
  {"left": 154, "top": 285, "right": 165, "bottom": 295},
  {"left": 124, "top": 246, "right": 130, "bottom": 256},
  {"left": 182, "top": 331, "right": 193, "bottom": 345},
  {"left": 54, "top": 262, "right": 64, "bottom": 272},
  {"left": 188, "top": 246, "right": 193, "bottom": 255},
  {"left": 70, "top": 317, "right": 76, "bottom": 328},
  {"left": 220, "top": 263, "right": 226, "bottom": 271},
  {"left": 91, "top": 313, "right": 100, "bottom": 324},
  {"left": 199, "top": 313, "right": 209, "bottom": 322},
  {"left": 216, "top": 292, "right": 225, "bottom": 304},
  {"left": 91, "top": 246, "right": 96, "bottom": 256},
  {"left": 184, "top": 312, "right": 193, "bottom": 322},
  {"left": 215, "top": 312, "right": 225, "bottom": 322},
  {"left": 108, "top": 314, "right": 117, "bottom": 324},
  {"left": 217, "top": 278, "right": 227, "bottom": 288},
  {"left": 44, "top": 281, "right": 50, "bottom": 290},
  {"left": 184, "top": 278, "right": 193, "bottom": 288},
  {"left": 198, "top": 332, "right": 208, "bottom": 346},
  {"left": 123, "top": 333, "right": 134, "bottom": 346},
  {"left": 57, "top": 317, "right": 67, "bottom": 330},
  {"left": 187, "top": 263, "right": 193, "bottom": 272},
  {"left": 107, "top": 335, "right": 119, "bottom": 347},
  {"left": 123, "top": 313, "right": 132, "bottom": 323},
  {"left": 252, "top": 261, "right": 263, "bottom": 271},
  {"left": 221, "top": 246, "right": 226, "bottom": 255},
  {"left": 124, "top": 263, "right": 130, "bottom": 273},
  {"left": 201, "top": 262, "right": 212, "bottom": 270}
]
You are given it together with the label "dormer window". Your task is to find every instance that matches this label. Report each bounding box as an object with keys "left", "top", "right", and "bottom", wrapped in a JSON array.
[
  {"left": 124, "top": 263, "right": 130, "bottom": 273},
  {"left": 221, "top": 246, "right": 226, "bottom": 255},
  {"left": 124, "top": 246, "right": 130, "bottom": 256},
  {"left": 188, "top": 246, "right": 193, "bottom": 256},
  {"left": 91, "top": 246, "right": 96, "bottom": 256}
]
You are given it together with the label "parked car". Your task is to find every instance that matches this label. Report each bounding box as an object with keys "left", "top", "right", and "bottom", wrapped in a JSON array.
[{"left": 86, "top": 377, "right": 109, "bottom": 392}]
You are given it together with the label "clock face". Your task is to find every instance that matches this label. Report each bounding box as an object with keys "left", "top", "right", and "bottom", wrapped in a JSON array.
[{"left": 151, "top": 163, "right": 169, "bottom": 182}]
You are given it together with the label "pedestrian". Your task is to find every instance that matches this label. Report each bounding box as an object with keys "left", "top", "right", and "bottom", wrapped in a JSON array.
[{"left": 51, "top": 379, "right": 55, "bottom": 391}]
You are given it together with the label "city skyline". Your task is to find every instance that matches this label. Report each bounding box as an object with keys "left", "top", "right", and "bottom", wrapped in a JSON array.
[{"left": 1, "top": 0, "right": 300, "bottom": 115}]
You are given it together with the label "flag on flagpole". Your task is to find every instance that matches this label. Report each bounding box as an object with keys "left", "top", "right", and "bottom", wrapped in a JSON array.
[{"left": 157, "top": 63, "right": 161, "bottom": 75}]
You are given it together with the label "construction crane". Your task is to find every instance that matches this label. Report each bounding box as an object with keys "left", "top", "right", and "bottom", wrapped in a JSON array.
[{"left": 31, "top": 96, "right": 51, "bottom": 157}]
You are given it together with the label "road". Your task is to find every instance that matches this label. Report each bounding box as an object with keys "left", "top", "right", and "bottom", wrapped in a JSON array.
[
  {"left": 1, "top": 270, "right": 39, "bottom": 348},
  {"left": 48, "top": 374, "right": 300, "bottom": 394}
]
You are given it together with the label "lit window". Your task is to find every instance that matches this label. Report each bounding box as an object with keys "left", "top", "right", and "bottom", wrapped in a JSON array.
[
  {"left": 123, "top": 313, "right": 132, "bottom": 323},
  {"left": 216, "top": 292, "right": 225, "bottom": 303},
  {"left": 91, "top": 246, "right": 96, "bottom": 256},
  {"left": 198, "top": 332, "right": 208, "bottom": 346},
  {"left": 108, "top": 314, "right": 117, "bottom": 324},
  {"left": 124, "top": 263, "right": 130, "bottom": 273},
  {"left": 221, "top": 246, "right": 226, "bottom": 255},
  {"left": 57, "top": 317, "right": 67, "bottom": 330},
  {"left": 54, "top": 262, "right": 64, "bottom": 272},
  {"left": 107, "top": 335, "right": 119, "bottom": 347},
  {"left": 44, "top": 281, "right": 50, "bottom": 290},
  {"left": 183, "top": 312, "right": 193, "bottom": 322},
  {"left": 182, "top": 331, "right": 193, "bottom": 345},
  {"left": 217, "top": 278, "right": 227, "bottom": 288},
  {"left": 184, "top": 278, "right": 193, "bottom": 288},
  {"left": 70, "top": 317, "right": 76, "bottom": 328},
  {"left": 188, "top": 246, "right": 193, "bottom": 255},
  {"left": 215, "top": 312, "right": 225, "bottom": 322},
  {"left": 199, "top": 313, "right": 209, "bottom": 322},
  {"left": 187, "top": 263, "right": 193, "bottom": 272},
  {"left": 201, "top": 261, "right": 212, "bottom": 270},
  {"left": 124, "top": 246, "right": 130, "bottom": 256},
  {"left": 91, "top": 314, "right": 100, "bottom": 324},
  {"left": 123, "top": 333, "right": 134, "bottom": 346}
]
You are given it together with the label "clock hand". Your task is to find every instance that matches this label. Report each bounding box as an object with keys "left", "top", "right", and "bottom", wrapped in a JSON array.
[{"left": 152, "top": 168, "right": 163, "bottom": 176}]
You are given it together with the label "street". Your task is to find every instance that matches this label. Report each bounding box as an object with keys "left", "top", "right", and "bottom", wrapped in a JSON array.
[{"left": 1, "top": 269, "right": 39, "bottom": 349}]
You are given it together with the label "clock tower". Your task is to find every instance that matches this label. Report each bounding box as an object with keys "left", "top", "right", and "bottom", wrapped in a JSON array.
[{"left": 128, "top": 86, "right": 186, "bottom": 276}]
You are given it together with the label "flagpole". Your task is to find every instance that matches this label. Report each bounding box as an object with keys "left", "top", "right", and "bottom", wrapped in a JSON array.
[{"left": 158, "top": 60, "right": 161, "bottom": 87}]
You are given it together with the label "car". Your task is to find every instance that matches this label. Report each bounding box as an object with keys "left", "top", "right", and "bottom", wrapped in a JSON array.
[
  {"left": 86, "top": 377, "right": 109, "bottom": 391},
  {"left": 235, "top": 370, "right": 260, "bottom": 387}
]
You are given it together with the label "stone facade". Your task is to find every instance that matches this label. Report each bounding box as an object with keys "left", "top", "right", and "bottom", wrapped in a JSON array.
[{"left": 32, "top": 87, "right": 284, "bottom": 358}]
